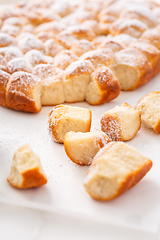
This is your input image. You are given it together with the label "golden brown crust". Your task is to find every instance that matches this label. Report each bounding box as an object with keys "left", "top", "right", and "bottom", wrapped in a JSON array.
[
  {"left": 0, "top": 70, "right": 11, "bottom": 107},
  {"left": 7, "top": 167, "right": 47, "bottom": 189},
  {"left": 6, "top": 71, "right": 42, "bottom": 113}
]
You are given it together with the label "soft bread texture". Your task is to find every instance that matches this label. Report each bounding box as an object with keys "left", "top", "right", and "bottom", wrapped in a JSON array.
[
  {"left": 33, "top": 64, "right": 65, "bottom": 105},
  {"left": 135, "top": 91, "right": 160, "bottom": 134},
  {"left": 84, "top": 142, "right": 152, "bottom": 201},
  {"left": 64, "top": 131, "right": 111, "bottom": 166},
  {"left": 7, "top": 144, "right": 47, "bottom": 189},
  {"left": 64, "top": 60, "right": 94, "bottom": 103},
  {"left": 85, "top": 66, "right": 121, "bottom": 105},
  {"left": 6, "top": 71, "right": 42, "bottom": 113},
  {"left": 112, "top": 48, "right": 153, "bottom": 91},
  {"left": 0, "top": 70, "right": 10, "bottom": 107},
  {"left": 48, "top": 105, "right": 92, "bottom": 143},
  {"left": 100, "top": 102, "right": 141, "bottom": 141}
]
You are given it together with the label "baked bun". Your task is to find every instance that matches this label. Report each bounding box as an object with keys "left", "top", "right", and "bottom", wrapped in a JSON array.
[
  {"left": 82, "top": 20, "right": 102, "bottom": 35},
  {"left": 44, "top": 38, "right": 64, "bottom": 57},
  {"left": 0, "top": 70, "right": 11, "bottom": 107},
  {"left": 0, "top": 33, "right": 16, "bottom": 47},
  {"left": 100, "top": 102, "right": 141, "bottom": 141},
  {"left": 129, "top": 40, "right": 160, "bottom": 77},
  {"left": 7, "top": 58, "right": 32, "bottom": 74},
  {"left": 64, "top": 131, "right": 111, "bottom": 165},
  {"left": 6, "top": 71, "right": 42, "bottom": 113},
  {"left": 7, "top": 144, "right": 47, "bottom": 189},
  {"left": 18, "top": 33, "right": 44, "bottom": 54},
  {"left": 48, "top": 105, "right": 92, "bottom": 143},
  {"left": 64, "top": 60, "right": 94, "bottom": 103},
  {"left": 33, "top": 64, "right": 65, "bottom": 105},
  {"left": 80, "top": 48, "right": 114, "bottom": 69},
  {"left": 0, "top": 24, "right": 21, "bottom": 37},
  {"left": 0, "top": 46, "right": 23, "bottom": 61},
  {"left": 56, "top": 30, "right": 78, "bottom": 49},
  {"left": 0, "top": 54, "right": 8, "bottom": 72},
  {"left": 67, "top": 25, "right": 96, "bottom": 41},
  {"left": 84, "top": 142, "right": 152, "bottom": 201},
  {"left": 85, "top": 66, "right": 121, "bottom": 105},
  {"left": 34, "top": 20, "right": 65, "bottom": 35},
  {"left": 25, "top": 49, "right": 53, "bottom": 67},
  {"left": 141, "top": 27, "right": 160, "bottom": 50},
  {"left": 109, "top": 18, "right": 148, "bottom": 38},
  {"left": 135, "top": 91, "right": 160, "bottom": 134},
  {"left": 54, "top": 50, "right": 78, "bottom": 70},
  {"left": 112, "top": 48, "right": 153, "bottom": 90},
  {"left": 92, "top": 35, "right": 112, "bottom": 48},
  {"left": 120, "top": 5, "right": 158, "bottom": 28},
  {"left": 70, "top": 39, "right": 95, "bottom": 57}
]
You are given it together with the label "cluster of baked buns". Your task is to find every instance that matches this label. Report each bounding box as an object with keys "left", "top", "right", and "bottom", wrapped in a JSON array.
[{"left": 0, "top": 0, "right": 160, "bottom": 112}]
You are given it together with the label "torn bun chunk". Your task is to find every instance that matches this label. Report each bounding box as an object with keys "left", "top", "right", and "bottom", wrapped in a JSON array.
[
  {"left": 84, "top": 142, "right": 152, "bottom": 201},
  {"left": 64, "top": 131, "right": 111, "bottom": 166},
  {"left": 48, "top": 105, "right": 92, "bottom": 143},
  {"left": 6, "top": 71, "right": 42, "bottom": 113},
  {"left": 100, "top": 102, "right": 141, "bottom": 141},
  {"left": 7, "top": 144, "right": 47, "bottom": 189}
]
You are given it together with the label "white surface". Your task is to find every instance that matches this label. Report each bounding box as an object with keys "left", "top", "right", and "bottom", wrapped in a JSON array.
[
  {"left": 1, "top": 202, "right": 160, "bottom": 240},
  {"left": 0, "top": 74, "right": 160, "bottom": 238}
]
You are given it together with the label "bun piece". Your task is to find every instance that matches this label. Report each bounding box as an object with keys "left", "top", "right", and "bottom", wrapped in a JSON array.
[
  {"left": 85, "top": 66, "right": 121, "bottom": 105},
  {"left": 0, "top": 70, "right": 11, "bottom": 107},
  {"left": 6, "top": 71, "right": 42, "bottom": 112},
  {"left": 64, "top": 131, "right": 111, "bottom": 166},
  {"left": 100, "top": 102, "right": 141, "bottom": 141},
  {"left": 48, "top": 105, "right": 92, "bottom": 143},
  {"left": 33, "top": 64, "right": 65, "bottom": 105},
  {"left": 84, "top": 142, "right": 152, "bottom": 201},
  {"left": 135, "top": 91, "right": 160, "bottom": 134},
  {"left": 129, "top": 40, "right": 160, "bottom": 77},
  {"left": 64, "top": 60, "right": 94, "bottom": 103},
  {"left": 7, "top": 144, "right": 47, "bottom": 189},
  {"left": 112, "top": 48, "right": 153, "bottom": 90}
]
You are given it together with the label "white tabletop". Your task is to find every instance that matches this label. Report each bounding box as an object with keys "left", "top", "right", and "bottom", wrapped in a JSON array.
[{"left": 1, "top": 201, "right": 160, "bottom": 240}]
